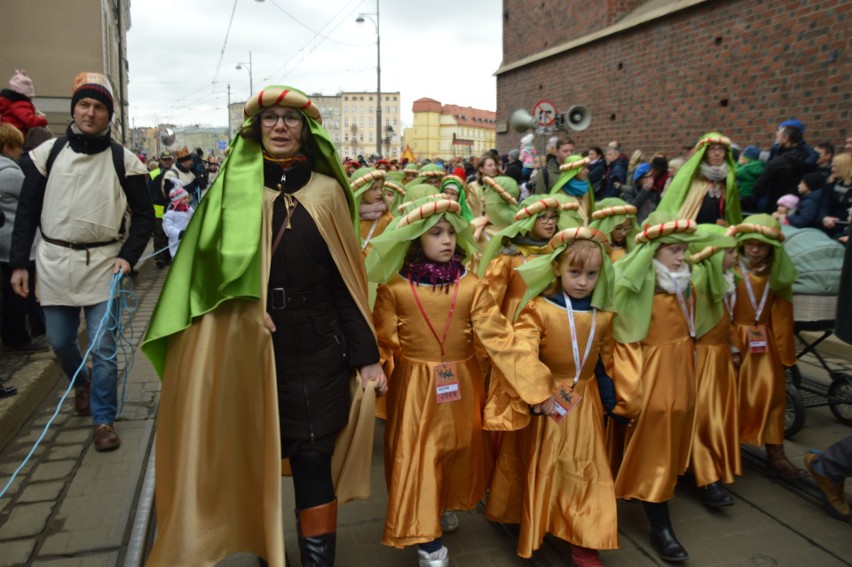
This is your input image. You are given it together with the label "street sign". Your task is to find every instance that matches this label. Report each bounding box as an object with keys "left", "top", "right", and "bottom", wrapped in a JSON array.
[
  {"left": 217, "top": 141, "right": 227, "bottom": 151},
  {"left": 532, "top": 100, "right": 557, "bottom": 127}
]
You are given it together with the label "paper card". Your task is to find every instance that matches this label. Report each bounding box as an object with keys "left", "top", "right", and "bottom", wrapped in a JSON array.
[
  {"left": 549, "top": 387, "right": 583, "bottom": 423},
  {"left": 747, "top": 325, "right": 768, "bottom": 354},
  {"left": 435, "top": 362, "right": 461, "bottom": 404}
]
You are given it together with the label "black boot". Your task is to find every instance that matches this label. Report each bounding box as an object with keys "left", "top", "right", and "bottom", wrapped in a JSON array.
[
  {"left": 295, "top": 500, "right": 337, "bottom": 567},
  {"left": 643, "top": 501, "right": 688, "bottom": 563},
  {"left": 699, "top": 481, "right": 735, "bottom": 508}
]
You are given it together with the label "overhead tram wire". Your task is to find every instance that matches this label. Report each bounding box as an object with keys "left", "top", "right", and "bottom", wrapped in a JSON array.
[
  {"left": 211, "top": 0, "right": 240, "bottom": 91},
  {"left": 267, "top": 0, "right": 373, "bottom": 47}
]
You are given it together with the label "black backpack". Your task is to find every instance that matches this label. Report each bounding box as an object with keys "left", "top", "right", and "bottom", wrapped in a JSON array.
[{"left": 46, "top": 136, "right": 127, "bottom": 192}]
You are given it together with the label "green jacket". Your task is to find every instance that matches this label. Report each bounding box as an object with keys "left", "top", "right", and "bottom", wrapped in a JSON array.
[{"left": 736, "top": 159, "right": 765, "bottom": 199}]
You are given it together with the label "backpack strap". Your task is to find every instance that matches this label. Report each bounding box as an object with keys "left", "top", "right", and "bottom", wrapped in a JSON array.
[
  {"left": 45, "top": 136, "right": 69, "bottom": 176},
  {"left": 44, "top": 136, "right": 128, "bottom": 193}
]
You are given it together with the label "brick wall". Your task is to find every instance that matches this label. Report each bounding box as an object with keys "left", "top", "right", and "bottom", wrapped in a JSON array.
[{"left": 497, "top": 0, "right": 851, "bottom": 158}]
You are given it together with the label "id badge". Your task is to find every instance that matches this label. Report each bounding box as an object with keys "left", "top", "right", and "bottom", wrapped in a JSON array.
[
  {"left": 747, "top": 325, "right": 768, "bottom": 354},
  {"left": 550, "top": 387, "right": 583, "bottom": 423},
  {"left": 435, "top": 362, "right": 461, "bottom": 404}
]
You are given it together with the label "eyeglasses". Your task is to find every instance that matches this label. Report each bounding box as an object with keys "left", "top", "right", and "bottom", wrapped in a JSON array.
[{"left": 260, "top": 111, "right": 303, "bottom": 128}]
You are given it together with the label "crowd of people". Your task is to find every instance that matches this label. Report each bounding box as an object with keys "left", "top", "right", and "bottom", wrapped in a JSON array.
[{"left": 1, "top": 69, "right": 851, "bottom": 567}]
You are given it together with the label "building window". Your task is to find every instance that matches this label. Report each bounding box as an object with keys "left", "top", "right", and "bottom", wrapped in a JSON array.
[
  {"left": 369, "top": 118, "right": 374, "bottom": 127},
  {"left": 344, "top": 118, "right": 349, "bottom": 127},
  {"left": 368, "top": 106, "right": 373, "bottom": 114},
  {"left": 369, "top": 134, "right": 373, "bottom": 142},
  {"left": 360, "top": 96, "right": 364, "bottom": 101},
  {"left": 369, "top": 96, "right": 373, "bottom": 101},
  {"left": 360, "top": 134, "right": 364, "bottom": 141},
  {"left": 344, "top": 106, "right": 348, "bottom": 114},
  {"left": 344, "top": 96, "right": 349, "bottom": 101},
  {"left": 393, "top": 119, "right": 398, "bottom": 127},
  {"left": 345, "top": 134, "right": 349, "bottom": 142}
]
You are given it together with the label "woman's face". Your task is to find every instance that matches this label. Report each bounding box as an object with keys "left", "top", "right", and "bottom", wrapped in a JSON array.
[
  {"left": 559, "top": 250, "right": 602, "bottom": 299},
  {"left": 531, "top": 210, "right": 558, "bottom": 240},
  {"left": 705, "top": 144, "right": 726, "bottom": 167},
  {"left": 480, "top": 157, "right": 498, "bottom": 177},
  {"left": 259, "top": 108, "right": 304, "bottom": 158},
  {"left": 610, "top": 219, "right": 633, "bottom": 245},
  {"left": 442, "top": 185, "right": 460, "bottom": 202},
  {"left": 654, "top": 243, "right": 689, "bottom": 272},
  {"left": 362, "top": 180, "right": 384, "bottom": 205},
  {"left": 743, "top": 239, "right": 771, "bottom": 266},
  {"left": 420, "top": 220, "right": 456, "bottom": 263}
]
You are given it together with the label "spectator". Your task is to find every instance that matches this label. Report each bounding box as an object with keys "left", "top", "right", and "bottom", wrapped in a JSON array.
[
  {"left": 629, "top": 162, "right": 659, "bottom": 222},
  {"left": 752, "top": 125, "right": 810, "bottom": 213},
  {"left": 9, "top": 72, "right": 154, "bottom": 452},
  {"left": 651, "top": 155, "right": 670, "bottom": 193},
  {"left": 820, "top": 152, "right": 852, "bottom": 239},
  {"left": 519, "top": 133, "right": 536, "bottom": 182},
  {"left": 767, "top": 119, "right": 819, "bottom": 170},
  {"left": 504, "top": 148, "right": 523, "bottom": 184},
  {"left": 587, "top": 146, "right": 606, "bottom": 199},
  {"left": 540, "top": 135, "right": 574, "bottom": 193},
  {"left": 603, "top": 145, "right": 628, "bottom": 198},
  {"left": 0, "top": 69, "right": 48, "bottom": 134},
  {"left": 772, "top": 194, "right": 799, "bottom": 226},
  {"left": 785, "top": 172, "right": 824, "bottom": 229},
  {"left": 663, "top": 157, "right": 686, "bottom": 192},
  {"left": 804, "top": 435, "right": 851, "bottom": 520},
  {"left": 162, "top": 184, "right": 195, "bottom": 258},
  {"left": 815, "top": 142, "right": 834, "bottom": 181},
  {"left": 736, "top": 145, "right": 765, "bottom": 213}
]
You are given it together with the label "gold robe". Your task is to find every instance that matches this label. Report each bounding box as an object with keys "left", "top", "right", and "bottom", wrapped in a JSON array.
[
  {"left": 732, "top": 270, "right": 796, "bottom": 445},
  {"left": 485, "top": 299, "right": 617, "bottom": 555},
  {"left": 691, "top": 307, "right": 741, "bottom": 486},
  {"left": 467, "top": 181, "right": 484, "bottom": 218},
  {"left": 373, "top": 272, "right": 552, "bottom": 548},
  {"left": 359, "top": 211, "right": 395, "bottom": 257},
  {"left": 149, "top": 176, "right": 376, "bottom": 567},
  {"left": 612, "top": 292, "right": 696, "bottom": 503},
  {"left": 484, "top": 244, "right": 550, "bottom": 320},
  {"left": 608, "top": 245, "right": 627, "bottom": 264}
]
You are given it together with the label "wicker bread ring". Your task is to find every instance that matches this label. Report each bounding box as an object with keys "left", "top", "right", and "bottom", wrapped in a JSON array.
[
  {"left": 383, "top": 180, "right": 405, "bottom": 196},
  {"left": 482, "top": 176, "right": 518, "bottom": 206},
  {"left": 695, "top": 135, "right": 732, "bottom": 150},
  {"left": 689, "top": 246, "right": 720, "bottom": 264},
  {"left": 351, "top": 169, "right": 387, "bottom": 191},
  {"left": 418, "top": 169, "right": 445, "bottom": 178},
  {"left": 244, "top": 87, "right": 322, "bottom": 123},
  {"left": 559, "top": 157, "right": 590, "bottom": 172},
  {"left": 724, "top": 223, "right": 785, "bottom": 242},
  {"left": 441, "top": 175, "right": 466, "bottom": 188},
  {"left": 397, "top": 199, "right": 461, "bottom": 227},
  {"left": 592, "top": 204, "right": 637, "bottom": 220},
  {"left": 514, "top": 197, "right": 563, "bottom": 221},
  {"left": 635, "top": 219, "right": 697, "bottom": 245},
  {"left": 548, "top": 226, "right": 609, "bottom": 250}
]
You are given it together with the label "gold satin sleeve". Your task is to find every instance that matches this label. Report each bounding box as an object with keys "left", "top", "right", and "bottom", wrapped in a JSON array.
[
  {"left": 611, "top": 341, "right": 644, "bottom": 419},
  {"left": 484, "top": 255, "right": 512, "bottom": 309},
  {"left": 372, "top": 283, "right": 400, "bottom": 421},
  {"left": 771, "top": 297, "right": 796, "bottom": 367}
]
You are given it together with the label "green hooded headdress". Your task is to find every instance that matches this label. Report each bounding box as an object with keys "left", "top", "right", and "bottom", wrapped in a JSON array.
[
  {"left": 688, "top": 224, "right": 738, "bottom": 338},
  {"left": 440, "top": 175, "right": 474, "bottom": 221},
  {"left": 476, "top": 195, "right": 566, "bottom": 277},
  {"left": 726, "top": 213, "right": 796, "bottom": 302},
  {"left": 142, "top": 85, "right": 352, "bottom": 376},
  {"left": 382, "top": 178, "right": 407, "bottom": 216},
  {"left": 351, "top": 166, "right": 387, "bottom": 208},
  {"left": 551, "top": 193, "right": 586, "bottom": 229},
  {"left": 365, "top": 196, "right": 477, "bottom": 284},
  {"left": 482, "top": 176, "right": 520, "bottom": 229},
  {"left": 514, "top": 226, "right": 615, "bottom": 321},
  {"left": 657, "top": 132, "right": 742, "bottom": 226},
  {"left": 589, "top": 198, "right": 639, "bottom": 252},
  {"left": 395, "top": 183, "right": 441, "bottom": 216},
  {"left": 406, "top": 163, "right": 443, "bottom": 188}
]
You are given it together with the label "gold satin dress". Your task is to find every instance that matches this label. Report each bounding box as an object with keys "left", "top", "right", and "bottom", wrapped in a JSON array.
[
  {"left": 691, "top": 307, "right": 742, "bottom": 486},
  {"left": 484, "top": 244, "right": 551, "bottom": 320},
  {"left": 359, "top": 211, "right": 395, "bottom": 257},
  {"left": 731, "top": 270, "right": 796, "bottom": 445},
  {"left": 485, "top": 299, "right": 618, "bottom": 556},
  {"left": 608, "top": 245, "right": 627, "bottom": 264},
  {"left": 612, "top": 292, "right": 697, "bottom": 503},
  {"left": 373, "top": 272, "right": 552, "bottom": 548}
]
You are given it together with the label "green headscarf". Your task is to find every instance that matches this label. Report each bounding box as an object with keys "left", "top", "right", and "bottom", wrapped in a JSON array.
[
  {"left": 440, "top": 175, "right": 474, "bottom": 221},
  {"left": 365, "top": 196, "right": 477, "bottom": 284},
  {"left": 476, "top": 195, "right": 564, "bottom": 277},
  {"left": 142, "top": 85, "right": 352, "bottom": 376},
  {"left": 395, "top": 183, "right": 441, "bottom": 215},
  {"left": 589, "top": 197, "right": 639, "bottom": 252},
  {"left": 728, "top": 213, "right": 796, "bottom": 302},
  {"left": 351, "top": 166, "right": 387, "bottom": 208},
  {"left": 550, "top": 155, "right": 591, "bottom": 195},
  {"left": 514, "top": 227, "right": 615, "bottom": 321},
  {"left": 483, "top": 176, "right": 520, "bottom": 229},
  {"left": 383, "top": 178, "right": 407, "bottom": 216},
  {"left": 689, "top": 224, "right": 738, "bottom": 338},
  {"left": 406, "top": 163, "right": 443, "bottom": 188},
  {"left": 551, "top": 193, "right": 586, "bottom": 230},
  {"left": 657, "top": 132, "right": 742, "bottom": 226},
  {"left": 612, "top": 211, "right": 721, "bottom": 343}
]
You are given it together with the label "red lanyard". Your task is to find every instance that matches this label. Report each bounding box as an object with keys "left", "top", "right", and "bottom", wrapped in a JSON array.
[{"left": 408, "top": 273, "right": 460, "bottom": 363}]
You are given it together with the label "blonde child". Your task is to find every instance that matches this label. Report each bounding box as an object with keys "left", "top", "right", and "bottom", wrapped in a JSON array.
[
  {"left": 589, "top": 198, "right": 639, "bottom": 263},
  {"left": 727, "top": 214, "right": 803, "bottom": 479},
  {"left": 485, "top": 227, "right": 618, "bottom": 566},
  {"left": 368, "top": 197, "right": 553, "bottom": 567},
  {"left": 351, "top": 167, "right": 394, "bottom": 256}
]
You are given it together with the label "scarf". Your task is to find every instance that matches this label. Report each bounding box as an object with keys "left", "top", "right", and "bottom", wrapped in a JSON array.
[
  {"left": 700, "top": 162, "right": 729, "bottom": 182},
  {"left": 401, "top": 254, "right": 464, "bottom": 293},
  {"left": 564, "top": 177, "right": 590, "bottom": 197},
  {"left": 653, "top": 259, "right": 691, "bottom": 294},
  {"left": 262, "top": 154, "right": 313, "bottom": 193},
  {"left": 67, "top": 123, "right": 111, "bottom": 155},
  {"left": 261, "top": 151, "right": 309, "bottom": 169},
  {"left": 359, "top": 200, "right": 387, "bottom": 221},
  {"left": 169, "top": 203, "right": 191, "bottom": 212}
]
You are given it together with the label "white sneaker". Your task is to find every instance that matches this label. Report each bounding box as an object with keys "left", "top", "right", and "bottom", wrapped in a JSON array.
[
  {"left": 417, "top": 545, "right": 449, "bottom": 567},
  {"left": 440, "top": 510, "right": 459, "bottom": 533}
]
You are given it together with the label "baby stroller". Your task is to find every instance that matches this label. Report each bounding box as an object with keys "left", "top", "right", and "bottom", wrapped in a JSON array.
[{"left": 782, "top": 228, "right": 852, "bottom": 437}]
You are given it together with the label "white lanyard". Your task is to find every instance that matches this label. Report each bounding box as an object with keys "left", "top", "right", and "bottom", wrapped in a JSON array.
[
  {"left": 723, "top": 289, "right": 737, "bottom": 322},
  {"left": 739, "top": 261, "right": 770, "bottom": 323},
  {"left": 671, "top": 275, "right": 696, "bottom": 339},
  {"left": 562, "top": 293, "right": 597, "bottom": 386},
  {"left": 361, "top": 218, "right": 380, "bottom": 251}
]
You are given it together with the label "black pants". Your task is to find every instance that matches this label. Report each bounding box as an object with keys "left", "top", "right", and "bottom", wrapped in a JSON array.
[
  {"left": 290, "top": 450, "right": 335, "bottom": 510},
  {"left": 152, "top": 218, "right": 170, "bottom": 265},
  {"left": 1, "top": 262, "right": 42, "bottom": 346}
]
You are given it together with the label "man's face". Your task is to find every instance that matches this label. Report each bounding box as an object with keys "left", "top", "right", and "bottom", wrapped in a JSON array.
[
  {"left": 556, "top": 143, "right": 574, "bottom": 164},
  {"left": 816, "top": 147, "right": 832, "bottom": 166},
  {"left": 605, "top": 149, "right": 618, "bottom": 164},
  {"left": 73, "top": 97, "right": 110, "bottom": 135}
]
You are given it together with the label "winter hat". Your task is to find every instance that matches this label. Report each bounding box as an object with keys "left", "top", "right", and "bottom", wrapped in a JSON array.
[
  {"left": 71, "top": 72, "right": 114, "bottom": 119},
  {"left": 801, "top": 172, "right": 824, "bottom": 192},
  {"left": 633, "top": 162, "right": 653, "bottom": 182},
  {"left": 8, "top": 69, "right": 35, "bottom": 98},
  {"left": 742, "top": 145, "right": 761, "bottom": 161},
  {"left": 169, "top": 185, "right": 189, "bottom": 204},
  {"left": 508, "top": 149, "right": 520, "bottom": 161},
  {"left": 776, "top": 194, "right": 799, "bottom": 210},
  {"left": 175, "top": 146, "right": 192, "bottom": 161},
  {"left": 779, "top": 119, "right": 805, "bottom": 134}
]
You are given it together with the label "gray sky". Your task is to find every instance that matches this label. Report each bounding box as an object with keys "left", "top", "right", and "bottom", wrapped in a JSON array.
[{"left": 127, "top": 0, "right": 502, "bottom": 128}]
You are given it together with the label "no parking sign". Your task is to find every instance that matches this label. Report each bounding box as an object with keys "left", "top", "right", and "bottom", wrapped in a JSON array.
[{"left": 532, "top": 100, "right": 557, "bottom": 127}]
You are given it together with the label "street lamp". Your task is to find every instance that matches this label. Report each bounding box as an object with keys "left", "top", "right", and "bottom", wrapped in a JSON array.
[
  {"left": 356, "top": 1, "right": 381, "bottom": 157},
  {"left": 236, "top": 51, "right": 253, "bottom": 96}
]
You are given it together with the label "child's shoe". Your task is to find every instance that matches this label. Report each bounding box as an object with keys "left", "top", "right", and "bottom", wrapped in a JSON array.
[{"left": 417, "top": 545, "right": 449, "bottom": 567}]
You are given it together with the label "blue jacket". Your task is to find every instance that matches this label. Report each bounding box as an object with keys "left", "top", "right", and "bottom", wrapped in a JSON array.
[{"left": 787, "top": 189, "right": 822, "bottom": 229}]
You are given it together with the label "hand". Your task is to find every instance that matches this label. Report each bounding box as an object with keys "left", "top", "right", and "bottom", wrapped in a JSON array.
[
  {"left": 10, "top": 268, "right": 29, "bottom": 298},
  {"left": 263, "top": 312, "right": 276, "bottom": 333},
  {"left": 359, "top": 362, "right": 388, "bottom": 396},
  {"left": 715, "top": 219, "right": 728, "bottom": 227},
  {"left": 839, "top": 235, "right": 848, "bottom": 244},
  {"left": 731, "top": 352, "right": 742, "bottom": 369},
  {"left": 114, "top": 258, "right": 131, "bottom": 275},
  {"left": 823, "top": 216, "right": 839, "bottom": 229}
]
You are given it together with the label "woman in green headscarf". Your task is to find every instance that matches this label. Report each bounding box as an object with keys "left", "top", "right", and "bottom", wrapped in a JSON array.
[
  {"left": 658, "top": 132, "right": 742, "bottom": 226},
  {"left": 483, "top": 227, "right": 619, "bottom": 564},
  {"left": 727, "top": 214, "right": 803, "bottom": 480},
  {"left": 141, "top": 86, "right": 386, "bottom": 567},
  {"left": 589, "top": 197, "right": 639, "bottom": 263},
  {"left": 549, "top": 154, "right": 596, "bottom": 224},
  {"left": 687, "top": 224, "right": 742, "bottom": 509},
  {"left": 439, "top": 174, "right": 474, "bottom": 221}
]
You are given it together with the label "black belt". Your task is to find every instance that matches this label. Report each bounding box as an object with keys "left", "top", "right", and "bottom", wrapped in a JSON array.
[
  {"left": 268, "top": 286, "right": 328, "bottom": 310},
  {"left": 40, "top": 233, "right": 120, "bottom": 265}
]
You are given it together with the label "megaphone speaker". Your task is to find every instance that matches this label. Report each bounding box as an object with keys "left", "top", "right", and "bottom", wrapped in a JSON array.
[
  {"left": 566, "top": 105, "right": 591, "bottom": 131},
  {"left": 509, "top": 109, "right": 536, "bottom": 133}
]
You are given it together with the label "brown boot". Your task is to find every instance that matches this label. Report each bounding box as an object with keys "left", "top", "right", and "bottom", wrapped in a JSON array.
[
  {"left": 295, "top": 500, "right": 337, "bottom": 567},
  {"left": 766, "top": 443, "right": 807, "bottom": 480},
  {"left": 75, "top": 380, "right": 91, "bottom": 416},
  {"left": 804, "top": 451, "right": 850, "bottom": 519}
]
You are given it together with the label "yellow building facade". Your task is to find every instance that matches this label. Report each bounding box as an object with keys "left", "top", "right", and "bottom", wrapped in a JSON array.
[{"left": 403, "top": 98, "right": 496, "bottom": 162}]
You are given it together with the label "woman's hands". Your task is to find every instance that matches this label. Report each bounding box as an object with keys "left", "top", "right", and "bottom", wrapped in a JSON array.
[
  {"left": 359, "top": 362, "right": 388, "bottom": 396},
  {"left": 263, "top": 312, "right": 276, "bottom": 333}
]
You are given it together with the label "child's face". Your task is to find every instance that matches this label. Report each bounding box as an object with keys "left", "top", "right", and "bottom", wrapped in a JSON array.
[
  {"left": 420, "top": 220, "right": 456, "bottom": 263},
  {"left": 723, "top": 248, "right": 737, "bottom": 271},
  {"left": 610, "top": 220, "right": 633, "bottom": 245},
  {"left": 442, "top": 186, "right": 460, "bottom": 202},
  {"left": 531, "top": 211, "right": 558, "bottom": 241},
  {"left": 362, "top": 181, "right": 384, "bottom": 205},
  {"left": 797, "top": 180, "right": 810, "bottom": 195},
  {"left": 179, "top": 195, "right": 191, "bottom": 206},
  {"left": 776, "top": 204, "right": 790, "bottom": 215},
  {"left": 743, "top": 239, "right": 771, "bottom": 266},
  {"left": 654, "top": 243, "right": 689, "bottom": 272},
  {"left": 559, "top": 250, "right": 602, "bottom": 299},
  {"left": 575, "top": 167, "right": 590, "bottom": 181}
]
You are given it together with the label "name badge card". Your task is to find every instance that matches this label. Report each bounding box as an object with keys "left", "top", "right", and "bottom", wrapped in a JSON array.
[
  {"left": 550, "top": 387, "right": 583, "bottom": 423},
  {"left": 435, "top": 362, "right": 461, "bottom": 404},
  {"left": 747, "top": 325, "right": 768, "bottom": 354}
]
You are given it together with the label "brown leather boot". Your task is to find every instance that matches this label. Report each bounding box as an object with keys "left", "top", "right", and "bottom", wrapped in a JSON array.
[
  {"left": 295, "top": 499, "right": 337, "bottom": 566},
  {"left": 74, "top": 380, "right": 91, "bottom": 416},
  {"left": 766, "top": 443, "right": 807, "bottom": 480}
]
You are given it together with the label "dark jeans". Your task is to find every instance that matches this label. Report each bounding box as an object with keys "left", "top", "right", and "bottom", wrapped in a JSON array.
[
  {"left": 820, "top": 434, "right": 852, "bottom": 480},
  {"left": 152, "top": 218, "right": 170, "bottom": 266},
  {"left": 1, "top": 261, "right": 43, "bottom": 346}
]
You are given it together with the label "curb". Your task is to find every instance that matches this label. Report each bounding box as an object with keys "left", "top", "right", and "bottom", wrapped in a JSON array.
[{"left": 0, "top": 359, "right": 61, "bottom": 450}]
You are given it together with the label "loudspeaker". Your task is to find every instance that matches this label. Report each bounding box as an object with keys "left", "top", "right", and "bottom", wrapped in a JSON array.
[
  {"left": 509, "top": 109, "right": 536, "bottom": 133},
  {"left": 565, "top": 105, "right": 591, "bottom": 131}
]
